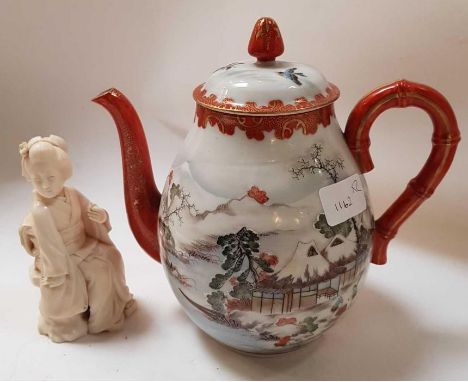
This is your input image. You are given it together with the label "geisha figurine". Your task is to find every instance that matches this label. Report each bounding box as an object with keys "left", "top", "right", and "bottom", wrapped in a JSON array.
[{"left": 18, "top": 135, "right": 136, "bottom": 342}]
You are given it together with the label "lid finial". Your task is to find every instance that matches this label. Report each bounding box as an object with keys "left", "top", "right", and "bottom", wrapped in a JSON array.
[{"left": 248, "top": 17, "right": 284, "bottom": 62}]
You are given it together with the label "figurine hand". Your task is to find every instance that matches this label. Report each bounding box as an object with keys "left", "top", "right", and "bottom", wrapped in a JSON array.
[
  {"left": 87, "top": 204, "right": 107, "bottom": 224},
  {"left": 41, "top": 275, "right": 66, "bottom": 288}
]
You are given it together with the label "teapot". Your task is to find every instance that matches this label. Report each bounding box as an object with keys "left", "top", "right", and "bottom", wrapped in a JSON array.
[{"left": 93, "top": 17, "right": 460, "bottom": 354}]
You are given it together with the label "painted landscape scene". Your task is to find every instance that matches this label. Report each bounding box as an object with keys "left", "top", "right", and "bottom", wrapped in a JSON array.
[{"left": 159, "top": 145, "right": 374, "bottom": 352}]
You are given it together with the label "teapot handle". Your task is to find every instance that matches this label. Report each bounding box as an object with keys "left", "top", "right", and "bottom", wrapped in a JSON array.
[{"left": 344, "top": 80, "right": 460, "bottom": 265}]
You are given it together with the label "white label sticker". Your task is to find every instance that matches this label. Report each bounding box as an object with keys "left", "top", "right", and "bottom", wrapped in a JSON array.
[{"left": 319, "top": 174, "right": 367, "bottom": 226}]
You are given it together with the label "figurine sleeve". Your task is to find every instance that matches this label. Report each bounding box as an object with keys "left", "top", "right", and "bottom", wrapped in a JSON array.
[
  {"left": 30, "top": 203, "right": 69, "bottom": 278},
  {"left": 19, "top": 217, "right": 38, "bottom": 257},
  {"left": 73, "top": 188, "right": 114, "bottom": 245}
]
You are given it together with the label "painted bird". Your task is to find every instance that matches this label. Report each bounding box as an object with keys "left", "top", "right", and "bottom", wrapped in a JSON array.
[{"left": 278, "top": 67, "right": 306, "bottom": 86}]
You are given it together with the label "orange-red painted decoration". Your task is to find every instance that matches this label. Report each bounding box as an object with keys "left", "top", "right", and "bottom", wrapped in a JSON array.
[
  {"left": 92, "top": 89, "right": 161, "bottom": 262},
  {"left": 193, "top": 84, "right": 339, "bottom": 115},
  {"left": 247, "top": 186, "right": 270, "bottom": 204},
  {"left": 195, "top": 103, "right": 334, "bottom": 140},
  {"left": 345, "top": 80, "right": 461, "bottom": 265},
  {"left": 248, "top": 17, "right": 284, "bottom": 62}
]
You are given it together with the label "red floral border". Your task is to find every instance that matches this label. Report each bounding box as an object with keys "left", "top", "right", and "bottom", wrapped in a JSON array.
[
  {"left": 193, "top": 83, "right": 340, "bottom": 114},
  {"left": 195, "top": 103, "right": 334, "bottom": 140}
]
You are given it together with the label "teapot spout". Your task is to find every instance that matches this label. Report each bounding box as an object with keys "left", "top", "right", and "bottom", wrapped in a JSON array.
[{"left": 93, "top": 88, "right": 161, "bottom": 262}]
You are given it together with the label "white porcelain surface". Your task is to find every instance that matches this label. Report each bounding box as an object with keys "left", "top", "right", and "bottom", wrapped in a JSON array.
[
  {"left": 200, "top": 61, "right": 333, "bottom": 107},
  {"left": 159, "top": 119, "right": 374, "bottom": 353}
]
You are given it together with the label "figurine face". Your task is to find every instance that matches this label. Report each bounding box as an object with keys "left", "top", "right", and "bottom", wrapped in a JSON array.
[{"left": 29, "top": 161, "right": 66, "bottom": 199}]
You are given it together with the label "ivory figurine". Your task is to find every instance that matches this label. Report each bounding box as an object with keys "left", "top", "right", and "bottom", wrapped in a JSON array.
[{"left": 18, "top": 135, "right": 136, "bottom": 342}]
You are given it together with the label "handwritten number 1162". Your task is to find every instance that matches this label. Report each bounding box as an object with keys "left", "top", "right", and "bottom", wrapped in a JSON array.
[{"left": 335, "top": 196, "right": 352, "bottom": 211}]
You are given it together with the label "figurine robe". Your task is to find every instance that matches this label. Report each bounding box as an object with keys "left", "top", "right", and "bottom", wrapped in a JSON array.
[{"left": 20, "top": 186, "right": 135, "bottom": 342}]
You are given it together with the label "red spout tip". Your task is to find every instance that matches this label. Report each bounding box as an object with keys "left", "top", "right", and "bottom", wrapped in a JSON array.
[
  {"left": 92, "top": 88, "right": 123, "bottom": 103},
  {"left": 248, "top": 17, "right": 284, "bottom": 62}
]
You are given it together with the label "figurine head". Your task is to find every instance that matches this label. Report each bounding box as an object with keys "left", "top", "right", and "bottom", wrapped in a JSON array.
[{"left": 19, "top": 135, "right": 72, "bottom": 199}]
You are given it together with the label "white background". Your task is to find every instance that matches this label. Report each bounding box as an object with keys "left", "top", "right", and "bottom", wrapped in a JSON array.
[{"left": 1, "top": 0, "right": 468, "bottom": 380}]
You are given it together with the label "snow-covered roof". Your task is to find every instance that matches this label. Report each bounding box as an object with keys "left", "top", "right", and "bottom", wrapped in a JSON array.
[
  {"left": 275, "top": 240, "right": 330, "bottom": 283},
  {"left": 324, "top": 234, "right": 357, "bottom": 263}
]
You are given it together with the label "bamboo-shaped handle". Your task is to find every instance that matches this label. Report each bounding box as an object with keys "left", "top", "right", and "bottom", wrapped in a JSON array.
[{"left": 345, "top": 80, "right": 460, "bottom": 265}]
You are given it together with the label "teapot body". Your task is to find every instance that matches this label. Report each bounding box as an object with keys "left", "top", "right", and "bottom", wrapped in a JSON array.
[
  {"left": 94, "top": 16, "right": 460, "bottom": 355},
  {"left": 91, "top": 14, "right": 460, "bottom": 355},
  {"left": 158, "top": 105, "right": 374, "bottom": 354}
]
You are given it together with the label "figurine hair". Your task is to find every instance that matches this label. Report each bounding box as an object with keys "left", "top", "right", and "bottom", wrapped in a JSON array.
[{"left": 19, "top": 135, "right": 73, "bottom": 181}]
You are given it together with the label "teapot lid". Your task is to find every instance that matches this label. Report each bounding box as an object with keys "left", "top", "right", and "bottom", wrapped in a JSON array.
[{"left": 193, "top": 17, "right": 339, "bottom": 115}]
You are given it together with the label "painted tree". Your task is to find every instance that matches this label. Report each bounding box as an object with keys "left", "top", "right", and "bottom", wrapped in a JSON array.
[
  {"left": 229, "top": 280, "right": 252, "bottom": 300},
  {"left": 162, "top": 183, "right": 198, "bottom": 225},
  {"left": 291, "top": 144, "right": 362, "bottom": 243},
  {"left": 207, "top": 291, "right": 226, "bottom": 313},
  {"left": 290, "top": 143, "right": 344, "bottom": 182},
  {"left": 314, "top": 213, "right": 352, "bottom": 238},
  {"left": 159, "top": 182, "right": 199, "bottom": 263},
  {"left": 209, "top": 227, "right": 274, "bottom": 292}
]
